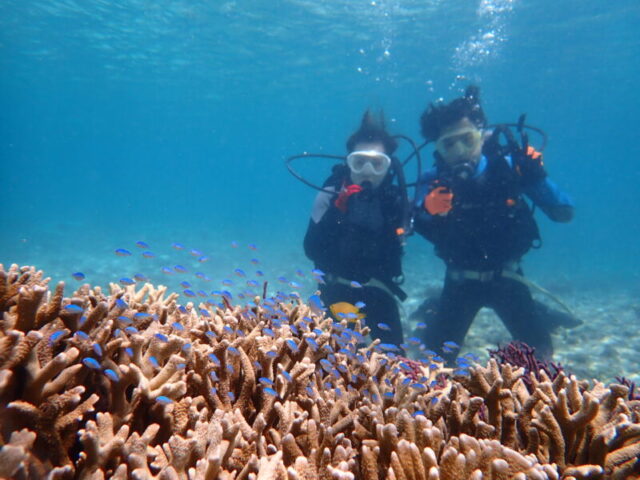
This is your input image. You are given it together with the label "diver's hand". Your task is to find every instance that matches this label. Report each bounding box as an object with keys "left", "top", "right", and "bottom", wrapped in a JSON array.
[
  {"left": 515, "top": 146, "right": 547, "bottom": 185},
  {"left": 334, "top": 184, "right": 363, "bottom": 212},
  {"left": 424, "top": 186, "right": 453, "bottom": 216}
]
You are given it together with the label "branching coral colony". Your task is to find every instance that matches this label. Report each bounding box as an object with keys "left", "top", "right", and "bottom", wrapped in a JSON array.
[{"left": 1, "top": 264, "right": 639, "bottom": 480}]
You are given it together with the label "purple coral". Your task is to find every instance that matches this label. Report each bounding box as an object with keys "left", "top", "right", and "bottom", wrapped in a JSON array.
[
  {"left": 615, "top": 376, "right": 640, "bottom": 401},
  {"left": 488, "top": 341, "right": 564, "bottom": 390},
  {"left": 396, "top": 356, "right": 423, "bottom": 382}
]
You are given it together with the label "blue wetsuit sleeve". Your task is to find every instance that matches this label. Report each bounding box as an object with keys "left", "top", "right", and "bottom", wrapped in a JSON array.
[{"left": 524, "top": 177, "right": 575, "bottom": 222}]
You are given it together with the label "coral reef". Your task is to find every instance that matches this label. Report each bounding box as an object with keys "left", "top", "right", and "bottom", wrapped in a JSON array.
[{"left": 1, "top": 263, "right": 639, "bottom": 479}]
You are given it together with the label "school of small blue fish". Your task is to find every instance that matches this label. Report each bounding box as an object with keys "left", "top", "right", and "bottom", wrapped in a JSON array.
[{"left": 64, "top": 237, "right": 477, "bottom": 418}]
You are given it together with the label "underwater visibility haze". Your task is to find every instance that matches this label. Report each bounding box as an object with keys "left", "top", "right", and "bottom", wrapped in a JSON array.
[{"left": 1, "top": 0, "right": 640, "bottom": 383}]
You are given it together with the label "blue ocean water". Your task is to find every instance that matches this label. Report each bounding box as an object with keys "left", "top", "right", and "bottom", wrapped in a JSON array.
[{"left": 1, "top": 1, "right": 639, "bottom": 380}]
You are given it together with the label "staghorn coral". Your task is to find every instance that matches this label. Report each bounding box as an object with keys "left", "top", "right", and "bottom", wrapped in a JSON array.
[{"left": 0, "top": 263, "right": 639, "bottom": 479}]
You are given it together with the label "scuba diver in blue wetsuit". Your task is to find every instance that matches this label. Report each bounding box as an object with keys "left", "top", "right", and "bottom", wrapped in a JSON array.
[
  {"left": 303, "top": 111, "right": 408, "bottom": 346},
  {"left": 412, "top": 86, "right": 577, "bottom": 363}
]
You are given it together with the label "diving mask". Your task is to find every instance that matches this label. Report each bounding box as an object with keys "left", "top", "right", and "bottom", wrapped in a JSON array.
[
  {"left": 435, "top": 127, "right": 482, "bottom": 160},
  {"left": 346, "top": 150, "right": 392, "bottom": 175}
]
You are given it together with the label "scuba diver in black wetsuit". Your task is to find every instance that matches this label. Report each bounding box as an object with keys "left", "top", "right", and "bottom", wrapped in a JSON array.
[
  {"left": 412, "top": 86, "right": 577, "bottom": 363},
  {"left": 304, "top": 111, "right": 407, "bottom": 346}
]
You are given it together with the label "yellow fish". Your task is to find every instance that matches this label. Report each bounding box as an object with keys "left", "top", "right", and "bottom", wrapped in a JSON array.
[{"left": 329, "top": 302, "right": 365, "bottom": 322}]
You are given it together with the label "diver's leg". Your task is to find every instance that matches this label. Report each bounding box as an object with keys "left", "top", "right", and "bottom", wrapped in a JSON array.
[
  {"left": 362, "top": 287, "right": 403, "bottom": 346},
  {"left": 410, "top": 295, "right": 441, "bottom": 325},
  {"left": 421, "top": 278, "right": 483, "bottom": 364},
  {"left": 490, "top": 278, "right": 554, "bottom": 360},
  {"left": 319, "top": 283, "right": 354, "bottom": 312}
]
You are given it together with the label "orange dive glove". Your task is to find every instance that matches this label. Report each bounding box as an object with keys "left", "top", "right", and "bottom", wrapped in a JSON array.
[
  {"left": 424, "top": 186, "right": 453, "bottom": 215},
  {"left": 526, "top": 145, "right": 543, "bottom": 161},
  {"left": 515, "top": 146, "right": 547, "bottom": 186}
]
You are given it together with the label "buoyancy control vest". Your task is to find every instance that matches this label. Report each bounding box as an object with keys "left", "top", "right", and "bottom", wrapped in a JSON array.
[
  {"left": 429, "top": 154, "right": 541, "bottom": 270},
  {"left": 318, "top": 165, "right": 404, "bottom": 283}
]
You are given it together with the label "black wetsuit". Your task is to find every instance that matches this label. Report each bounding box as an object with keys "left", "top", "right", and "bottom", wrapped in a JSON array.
[
  {"left": 414, "top": 151, "right": 574, "bottom": 362},
  {"left": 304, "top": 165, "right": 406, "bottom": 345}
]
